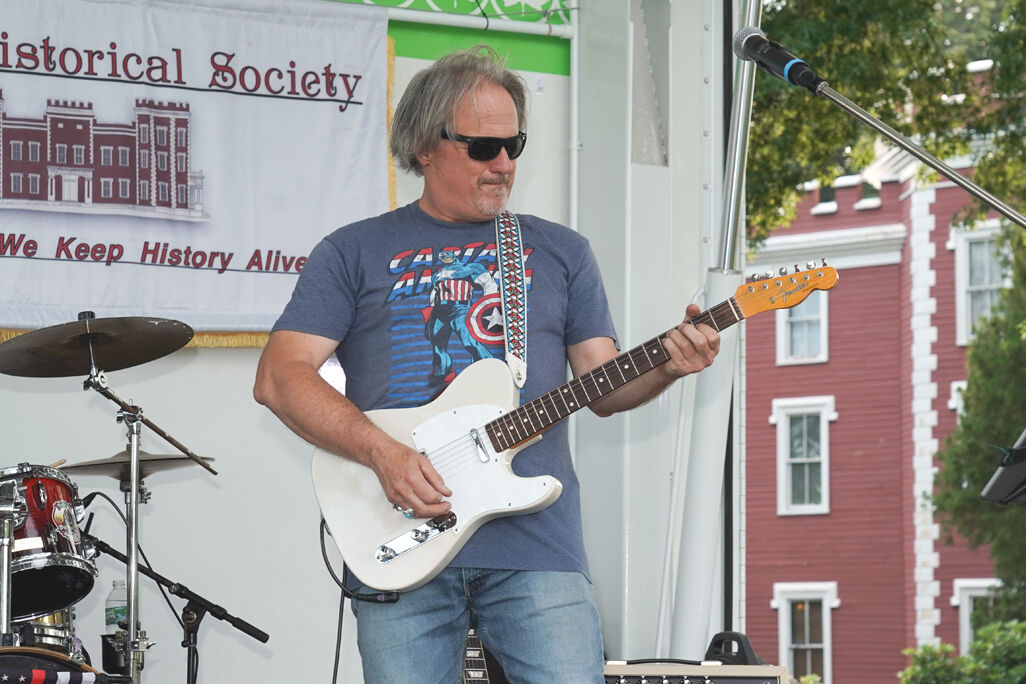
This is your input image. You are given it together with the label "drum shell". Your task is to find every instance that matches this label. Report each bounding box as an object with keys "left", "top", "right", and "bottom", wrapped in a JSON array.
[{"left": 1, "top": 464, "right": 96, "bottom": 620}]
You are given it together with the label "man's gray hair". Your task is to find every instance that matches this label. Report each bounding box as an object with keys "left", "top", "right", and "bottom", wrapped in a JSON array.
[{"left": 390, "top": 45, "right": 528, "bottom": 176}]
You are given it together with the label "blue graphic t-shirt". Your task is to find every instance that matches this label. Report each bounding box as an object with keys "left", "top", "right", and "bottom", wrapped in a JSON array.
[{"left": 273, "top": 201, "right": 618, "bottom": 578}]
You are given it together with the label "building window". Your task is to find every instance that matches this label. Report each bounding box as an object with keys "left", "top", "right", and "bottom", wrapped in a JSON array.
[
  {"left": 140, "top": 180, "right": 149, "bottom": 200},
  {"left": 119, "top": 179, "right": 130, "bottom": 199},
  {"left": 773, "top": 582, "right": 840, "bottom": 684},
  {"left": 177, "top": 184, "right": 187, "bottom": 204},
  {"left": 158, "top": 182, "right": 169, "bottom": 202},
  {"left": 140, "top": 150, "right": 149, "bottom": 169},
  {"left": 140, "top": 124, "right": 149, "bottom": 144},
  {"left": 176, "top": 128, "right": 186, "bottom": 147},
  {"left": 73, "top": 145, "right": 85, "bottom": 165},
  {"left": 10, "top": 174, "right": 22, "bottom": 193},
  {"left": 119, "top": 146, "right": 130, "bottom": 166},
  {"left": 28, "top": 174, "right": 39, "bottom": 195},
  {"left": 770, "top": 396, "right": 837, "bottom": 516},
  {"left": 56, "top": 144, "right": 67, "bottom": 164},
  {"left": 157, "top": 152, "right": 168, "bottom": 171},
  {"left": 176, "top": 152, "right": 186, "bottom": 170},
  {"left": 100, "top": 146, "right": 113, "bottom": 166},
  {"left": 10, "top": 141, "right": 22, "bottom": 161},
  {"left": 100, "top": 178, "right": 113, "bottom": 198},
  {"left": 951, "top": 578, "right": 1001, "bottom": 655},
  {"left": 949, "top": 219, "right": 1009, "bottom": 345},
  {"left": 811, "top": 184, "right": 838, "bottom": 215},
  {"left": 28, "top": 142, "right": 40, "bottom": 162},
  {"left": 776, "top": 291, "right": 828, "bottom": 365},
  {"left": 156, "top": 126, "right": 167, "bottom": 146}
]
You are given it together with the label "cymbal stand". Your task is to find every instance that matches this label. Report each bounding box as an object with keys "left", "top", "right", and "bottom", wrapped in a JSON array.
[
  {"left": 0, "top": 480, "right": 19, "bottom": 646},
  {"left": 76, "top": 314, "right": 216, "bottom": 684}
]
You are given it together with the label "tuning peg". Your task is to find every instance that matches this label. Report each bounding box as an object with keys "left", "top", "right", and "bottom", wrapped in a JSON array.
[
  {"left": 806, "top": 260, "right": 816, "bottom": 270},
  {"left": 779, "top": 266, "right": 788, "bottom": 276},
  {"left": 750, "top": 273, "right": 761, "bottom": 281},
  {"left": 821, "top": 257, "right": 829, "bottom": 266},
  {"left": 794, "top": 264, "right": 801, "bottom": 273},
  {"left": 764, "top": 270, "right": 774, "bottom": 280}
]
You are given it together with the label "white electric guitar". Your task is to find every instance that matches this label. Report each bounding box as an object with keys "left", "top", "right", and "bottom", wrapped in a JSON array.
[{"left": 313, "top": 263, "right": 839, "bottom": 592}]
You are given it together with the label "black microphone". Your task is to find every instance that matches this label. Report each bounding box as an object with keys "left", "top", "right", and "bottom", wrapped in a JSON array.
[{"left": 733, "top": 26, "right": 825, "bottom": 94}]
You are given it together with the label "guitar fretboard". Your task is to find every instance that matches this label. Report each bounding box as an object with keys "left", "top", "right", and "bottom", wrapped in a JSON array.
[
  {"left": 484, "top": 297, "right": 744, "bottom": 452},
  {"left": 463, "top": 629, "right": 490, "bottom": 684}
]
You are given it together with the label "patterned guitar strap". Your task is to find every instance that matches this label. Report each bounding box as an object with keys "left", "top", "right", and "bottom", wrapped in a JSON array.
[{"left": 495, "top": 210, "right": 527, "bottom": 388}]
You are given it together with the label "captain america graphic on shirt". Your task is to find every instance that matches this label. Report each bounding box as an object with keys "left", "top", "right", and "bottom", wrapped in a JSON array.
[
  {"left": 384, "top": 241, "right": 531, "bottom": 406},
  {"left": 424, "top": 249, "right": 499, "bottom": 386}
]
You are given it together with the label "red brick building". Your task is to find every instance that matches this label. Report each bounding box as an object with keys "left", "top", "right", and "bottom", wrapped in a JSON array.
[
  {"left": 0, "top": 89, "right": 205, "bottom": 220},
  {"left": 743, "top": 149, "right": 1001, "bottom": 682}
]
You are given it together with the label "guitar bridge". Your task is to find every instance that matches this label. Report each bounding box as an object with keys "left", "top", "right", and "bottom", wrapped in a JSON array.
[{"left": 375, "top": 512, "right": 458, "bottom": 563}]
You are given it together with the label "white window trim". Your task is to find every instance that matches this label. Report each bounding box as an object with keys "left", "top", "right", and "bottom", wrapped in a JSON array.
[
  {"left": 951, "top": 578, "right": 1000, "bottom": 655},
  {"left": 948, "top": 380, "right": 967, "bottom": 418},
  {"left": 947, "top": 218, "right": 1008, "bottom": 346},
  {"left": 810, "top": 200, "right": 838, "bottom": 215},
  {"left": 775, "top": 291, "right": 829, "bottom": 366},
  {"left": 772, "top": 581, "right": 840, "bottom": 684},
  {"left": 770, "top": 396, "right": 837, "bottom": 515}
]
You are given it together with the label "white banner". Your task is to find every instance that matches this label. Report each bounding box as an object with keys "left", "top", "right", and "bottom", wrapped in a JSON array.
[{"left": 0, "top": 0, "right": 388, "bottom": 331}]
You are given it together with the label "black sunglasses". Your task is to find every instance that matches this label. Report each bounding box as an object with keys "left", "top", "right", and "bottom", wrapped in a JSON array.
[{"left": 440, "top": 130, "right": 527, "bottom": 161}]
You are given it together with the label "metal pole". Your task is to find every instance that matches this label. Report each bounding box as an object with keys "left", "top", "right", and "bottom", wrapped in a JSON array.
[{"left": 815, "top": 83, "right": 1026, "bottom": 230}]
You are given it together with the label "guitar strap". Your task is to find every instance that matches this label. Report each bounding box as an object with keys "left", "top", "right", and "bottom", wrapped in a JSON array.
[{"left": 495, "top": 210, "right": 527, "bottom": 388}]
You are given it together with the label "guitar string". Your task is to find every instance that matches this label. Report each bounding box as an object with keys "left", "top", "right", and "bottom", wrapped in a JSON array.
[{"left": 420, "top": 297, "right": 748, "bottom": 479}]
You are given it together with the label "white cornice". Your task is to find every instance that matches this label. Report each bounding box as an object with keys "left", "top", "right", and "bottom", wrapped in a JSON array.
[{"left": 748, "top": 223, "right": 906, "bottom": 272}]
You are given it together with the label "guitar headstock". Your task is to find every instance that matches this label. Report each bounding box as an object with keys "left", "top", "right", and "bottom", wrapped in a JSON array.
[{"left": 735, "top": 259, "right": 839, "bottom": 318}]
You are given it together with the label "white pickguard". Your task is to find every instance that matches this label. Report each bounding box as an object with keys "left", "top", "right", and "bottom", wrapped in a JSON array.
[{"left": 312, "top": 358, "right": 562, "bottom": 592}]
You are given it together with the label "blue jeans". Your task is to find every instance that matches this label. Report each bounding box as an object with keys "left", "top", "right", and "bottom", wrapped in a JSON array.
[{"left": 353, "top": 568, "right": 605, "bottom": 684}]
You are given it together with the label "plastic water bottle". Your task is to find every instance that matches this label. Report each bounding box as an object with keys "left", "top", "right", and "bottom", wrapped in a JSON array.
[{"left": 105, "top": 579, "right": 128, "bottom": 633}]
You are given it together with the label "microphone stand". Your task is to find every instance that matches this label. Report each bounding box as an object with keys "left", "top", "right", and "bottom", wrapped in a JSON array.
[
  {"left": 809, "top": 81, "right": 1026, "bottom": 231},
  {"left": 84, "top": 532, "right": 269, "bottom": 684}
]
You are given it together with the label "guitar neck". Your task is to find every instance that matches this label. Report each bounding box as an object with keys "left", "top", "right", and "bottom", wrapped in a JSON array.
[
  {"left": 463, "top": 629, "right": 491, "bottom": 684},
  {"left": 484, "top": 297, "right": 745, "bottom": 452}
]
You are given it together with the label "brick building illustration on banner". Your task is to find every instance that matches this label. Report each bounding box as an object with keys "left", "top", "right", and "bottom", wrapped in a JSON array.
[{"left": 0, "top": 89, "right": 206, "bottom": 221}]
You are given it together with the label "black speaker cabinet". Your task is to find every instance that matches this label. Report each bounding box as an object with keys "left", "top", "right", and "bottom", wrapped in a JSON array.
[{"left": 603, "top": 661, "right": 791, "bottom": 684}]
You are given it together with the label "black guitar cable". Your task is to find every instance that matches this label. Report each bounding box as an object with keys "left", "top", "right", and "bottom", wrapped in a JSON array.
[{"left": 319, "top": 518, "right": 398, "bottom": 684}]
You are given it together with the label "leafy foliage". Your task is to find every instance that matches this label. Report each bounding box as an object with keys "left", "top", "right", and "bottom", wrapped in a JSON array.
[
  {"left": 934, "top": 226, "right": 1026, "bottom": 612},
  {"left": 747, "top": 0, "right": 1026, "bottom": 243},
  {"left": 899, "top": 622, "right": 1026, "bottom": 683}
]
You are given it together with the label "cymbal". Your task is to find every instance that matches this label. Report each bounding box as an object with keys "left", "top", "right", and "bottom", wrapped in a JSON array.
[
  {"left": 0, "top": 315, "right": 193, "bottom": 377},
  {"left": 62, "top": 450, "right": 215, "bottom": 481}
]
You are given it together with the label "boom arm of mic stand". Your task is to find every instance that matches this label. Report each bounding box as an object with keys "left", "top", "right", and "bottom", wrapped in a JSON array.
[
  {"left": 85, "top": 532, "right": 269, "bottom": 643},
  {"left": 813, "top": 82, "right": 1026, "bottom": 231}
]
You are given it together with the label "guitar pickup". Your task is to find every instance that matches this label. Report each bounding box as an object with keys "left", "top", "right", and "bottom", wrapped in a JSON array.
[{"left": 375, "top": 512, "right": 458, "bottom": 564}]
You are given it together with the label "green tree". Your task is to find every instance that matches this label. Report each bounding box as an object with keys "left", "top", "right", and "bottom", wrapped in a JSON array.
[
  {"left": 746, "top": 0, "right": 1026, "bottom": 243},
  {"left": 933, "top": 225, "right": 1026, "bottom": 613},
  {"left": 898, "top": 621, "right": 1026, "bottom": 683}
]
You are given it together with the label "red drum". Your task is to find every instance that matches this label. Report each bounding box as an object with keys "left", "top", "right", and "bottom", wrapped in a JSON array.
[{"left": 1, "top": 464, "right": 96, "bottom": 620}]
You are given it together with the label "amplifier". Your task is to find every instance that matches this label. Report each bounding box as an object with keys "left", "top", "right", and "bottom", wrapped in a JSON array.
[{"left": 603, "top": 662, "right": 791, "bottom": 684}]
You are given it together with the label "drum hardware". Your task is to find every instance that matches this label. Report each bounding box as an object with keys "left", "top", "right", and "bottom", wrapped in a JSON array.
[
  {"left": 14, "top": 608, "right": 90, "bottom": 665},
  {"left": 0, "top": 480, "right": 20, "bottom": 646},
  {"left": 0, "top": 311, "right": 219, "bottom": 684},
  {"left": 83, "top": 531, "right": 269, "bottom": 684}
]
